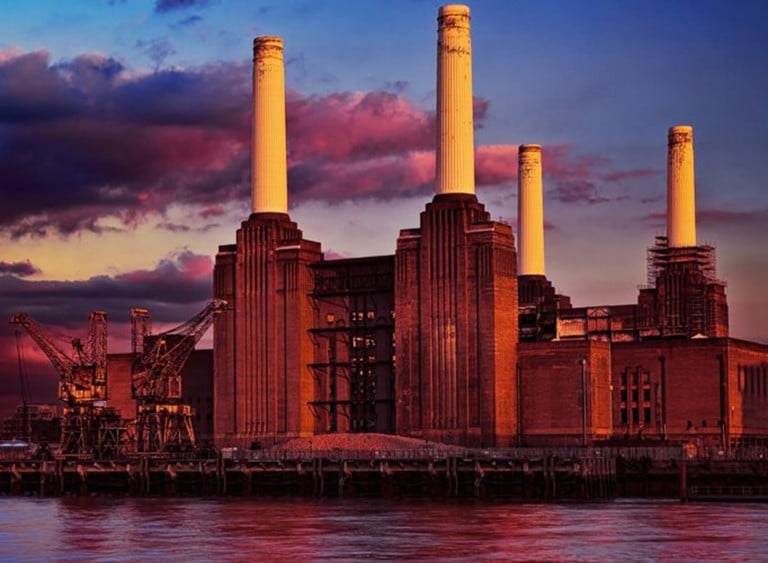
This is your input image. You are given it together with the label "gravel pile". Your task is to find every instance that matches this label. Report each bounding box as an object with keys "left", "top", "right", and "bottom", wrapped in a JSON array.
[{"left": 270, "top": 433, "right": 462, "bottom": 452}]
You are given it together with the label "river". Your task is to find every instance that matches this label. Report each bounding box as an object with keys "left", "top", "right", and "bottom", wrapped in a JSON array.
[{"left": 0, "top": 497, "right": 765, "bottom": 561}]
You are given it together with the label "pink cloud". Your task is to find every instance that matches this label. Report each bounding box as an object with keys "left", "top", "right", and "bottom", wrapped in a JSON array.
[
  {"left": 475, "top": 145, "right": 518, "bottom": 185},
  {"left": 287, "top": 90, "right": 433, "bottom": 163},
  {"left": 0, "top": 48, "right": 663, "bottom": 235}
]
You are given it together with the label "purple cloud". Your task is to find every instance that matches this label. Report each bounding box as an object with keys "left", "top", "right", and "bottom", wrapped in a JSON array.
[
  {"left": 0, "top": 260, "right": 41, "bottom": 277},
  {"left": 550, "top": 180, "right": 610, "bottom": 204},
  {"left": 0, "top": 49, "right": 655, "bottom": 237}
]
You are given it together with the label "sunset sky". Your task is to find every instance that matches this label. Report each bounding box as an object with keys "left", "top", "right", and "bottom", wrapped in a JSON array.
[{"left": 1, "top": 0, "right": 766, "bottom": 415}]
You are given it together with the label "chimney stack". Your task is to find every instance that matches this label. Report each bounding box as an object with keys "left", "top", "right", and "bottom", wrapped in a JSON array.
[
  {"left": 667, "top": 125, "right": 696, "bottom": 247},
  {"left": 518, "top": 144, "right": 545, "bottom": 276},
  {"left": 435, "top": 4, "right": 475, "bottom": 196},
  {"left": 251, "top": 36, "right": 288, "bottom": 214}
]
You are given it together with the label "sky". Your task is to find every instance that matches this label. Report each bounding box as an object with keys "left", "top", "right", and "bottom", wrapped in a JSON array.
[{"left": 1, "top": 0, "right": 766, "bottom": 416}]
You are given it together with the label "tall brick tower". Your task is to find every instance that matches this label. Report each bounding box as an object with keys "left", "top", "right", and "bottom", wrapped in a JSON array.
[
  {"left": 394, "top": 5, "right": 518, "bottom": 447},
  {"left": 213, "top": 37, "right": 322, "bottom": 448}
]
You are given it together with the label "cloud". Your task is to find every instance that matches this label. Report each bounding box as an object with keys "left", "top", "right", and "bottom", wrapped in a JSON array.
[
  {"left": 286, "top": 89, "right": 434, "bottom": 163},
  {"left": 601, "top": 168, "right": 659, "bottom": 183},
  {"left": 155, "top": 0, "right": 212, "bottom": 14},
  {"left": 0, "top": 260, "right": 41, "bottom": 277},
  {"left": 697, "top": 208, "right": 768, "bottom": 226},
  {"left": 135, "top": 38, "right": 177, "bottom": 69},
  {"left": 643, "top": 208, "right": 768, "bottom": 227},
  {"left": 0, "top": 49, "right": 650, "bottom": 237},
  {"left": 474, "top": 145, "right": 517, "bottom": 186},
  {"left": 0, "top": 50, "right": 250, "bottom": 238},
  {"left": 0, "top": 249, "right": 212, "bottom": 328},
  {"left": 549, "top": 180, "right": 609, "bottom": 204},
  {"left": 173, "top": 15, "right": 203, "bottom": 28}
]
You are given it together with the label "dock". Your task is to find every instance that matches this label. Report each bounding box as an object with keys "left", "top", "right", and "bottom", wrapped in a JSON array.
[{"left": 0, "top": 448, "right": 617, "bottom": 499}]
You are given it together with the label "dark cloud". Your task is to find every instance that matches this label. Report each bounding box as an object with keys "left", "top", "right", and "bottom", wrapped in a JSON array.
[
  {"left": 0, "top": 260, "right": 41, "bottom": 277},
  {"left": 0, "top": 49, "right": 648, "bottom": 238},
  {"left": 550, "top": 180, "right": 610, "bottom": 204},
  {"left": 135, "top": 38, "right": 177, "bottom": 69},
  {"left": 174, "top": 15, "right": 203, "bottom": 28},
  {"left": 643, "top": 208, "right": 768, "bottom": 227},
  {"left": 697, "top": 208, "right": 768, "bottom": 226},
  {"left": 155, "top": 0, "right": 212, "bottom": 14},
  {"left": 0, "top": 50, "right": 250, "bottom": 238},
  {"left": 601, "top": 168, "right": 658, "bottom": 183},
  {"left": 0, "top": 250, "right": 211, "bottom": 328}
]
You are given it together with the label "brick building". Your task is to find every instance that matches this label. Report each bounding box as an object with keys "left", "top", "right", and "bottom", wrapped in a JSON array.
[{"left": 207, "top": 5, "right": 768, "bottom": 452}]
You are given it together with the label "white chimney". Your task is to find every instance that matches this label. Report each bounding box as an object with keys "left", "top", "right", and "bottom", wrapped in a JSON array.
[
  {"left": 251, "top": 36, "right": 288, "bottom": 214},
  {"left": 518, "top": 144, "right": 545, "bottom": 276},
  {"left": 435, "top": 4, "right": 475, "bottom": 196},
  {"left": 667, "top": 125, "right": 696, "bottom": 247}
]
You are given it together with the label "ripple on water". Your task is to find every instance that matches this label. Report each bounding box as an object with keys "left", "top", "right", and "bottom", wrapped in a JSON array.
[{"left": 0, "top": 497, "right": 767, "bottom": 561}]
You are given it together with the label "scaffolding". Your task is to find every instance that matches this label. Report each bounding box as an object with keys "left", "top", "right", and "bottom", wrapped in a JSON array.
[
  {"left": 646, "top": 236, "right": 724, "bottom": 287},
  {"left": 643, "top": 236, "right": 728, "bottom": 337},
  {"left": 308, "top": 258, "right": 395, "bottom": 434}
]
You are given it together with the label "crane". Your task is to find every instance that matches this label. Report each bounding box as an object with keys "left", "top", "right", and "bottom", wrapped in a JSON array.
[
  {"left": 10, "top": 311, "right": 125, "bottom": 458},
  {"left": 13, "top": 327, "right": 31, "bottom": 442},
  {"left": 130, "top": 299, "right": 226, "bottom": 453}
]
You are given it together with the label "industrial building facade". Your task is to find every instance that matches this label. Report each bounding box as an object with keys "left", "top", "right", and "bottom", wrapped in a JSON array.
[{"left": 209, "top": 4, "right": 768, "bottom": 452}]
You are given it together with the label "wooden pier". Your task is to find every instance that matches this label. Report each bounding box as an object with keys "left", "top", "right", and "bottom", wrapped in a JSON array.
[
  {"left": 3, "top": 447, "right": 768, "bottom": 501},
  {"left": 0, "top": 449, "right": 617, "bottom": 500}
]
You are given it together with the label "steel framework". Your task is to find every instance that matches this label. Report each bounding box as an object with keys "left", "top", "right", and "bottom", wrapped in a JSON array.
[
  {"left": 130, "top": 300, "right": 226, "bottom": 452},
  {"left": 10, "top": 311, "right": 126, "bottom": 458}
]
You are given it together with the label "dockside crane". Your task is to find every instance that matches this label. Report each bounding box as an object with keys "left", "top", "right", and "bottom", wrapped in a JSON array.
[
  {"left": 13, "top": 326, "right": 31, "bottom": 442},
  {"left": 10, "top": 311, "right": 125, "bottom": 457},
  {"left": 130, "top": 300, "right": 226, "bottom": 453}
]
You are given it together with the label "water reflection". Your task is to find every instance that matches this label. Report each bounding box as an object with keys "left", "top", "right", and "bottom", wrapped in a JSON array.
[{"left": 0, "top": 498, "right": 766, "bottom": 561}]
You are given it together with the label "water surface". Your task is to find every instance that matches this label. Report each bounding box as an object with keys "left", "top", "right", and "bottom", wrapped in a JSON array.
[{"left": 0, "top": 497, "right": 764, "bottom": 561}]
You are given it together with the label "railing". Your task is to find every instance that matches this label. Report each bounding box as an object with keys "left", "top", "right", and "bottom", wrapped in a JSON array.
[
  {"left": 689, "top": 486, "right": 768, "bottom": 498},
  {"left": 225, "top": 445, "right": 687, "bottom": 463}
]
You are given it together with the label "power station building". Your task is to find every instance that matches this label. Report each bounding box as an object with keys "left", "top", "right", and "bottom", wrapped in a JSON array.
[{"left": 211, "top": 4, "right": 768, "bottom": 452}]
